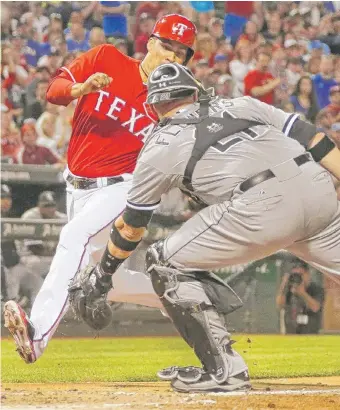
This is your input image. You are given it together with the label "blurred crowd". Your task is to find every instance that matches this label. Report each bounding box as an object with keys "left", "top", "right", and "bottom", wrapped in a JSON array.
[{"left": 1, "top": 1, "right": 340, "bottom": 167}]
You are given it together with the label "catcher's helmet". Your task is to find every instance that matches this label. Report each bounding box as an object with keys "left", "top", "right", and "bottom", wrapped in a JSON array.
[
  {"left": 151, "top": 14, "right": 197, "bottom": 64},
  {"left": 147, "top": 63, "right": 204, "bottom": 105}
]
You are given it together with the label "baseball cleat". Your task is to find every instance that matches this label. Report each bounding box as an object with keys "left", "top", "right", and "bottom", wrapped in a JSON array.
[
  {"left": 171, "top": 370, "right": 251, "bottom": 393},
  {"left": 3, "top": 300, "right": 36, "bottom": 363},
  {"left": 157, "top": 366, "right": 204, "bottom": 381}
]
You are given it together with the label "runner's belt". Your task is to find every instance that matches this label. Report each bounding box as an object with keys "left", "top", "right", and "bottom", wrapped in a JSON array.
[{"left": 66, "top": 174, "right": 124, "bottom": 190}]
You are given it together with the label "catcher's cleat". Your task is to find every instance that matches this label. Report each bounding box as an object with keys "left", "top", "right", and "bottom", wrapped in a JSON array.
[
  {"left": 157, "top": 366, "right": 204, "bottom": 382},
  {"left": 68, "top": 265, "right": 113, "bottom": 331},
  {"left": 171, "top": 369, "right": 251, "bottom": 393},
  {"left": 3, "top": 300, "right": 36, "bottom": 364}
]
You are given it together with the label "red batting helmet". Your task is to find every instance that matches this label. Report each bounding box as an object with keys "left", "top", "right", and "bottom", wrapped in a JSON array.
[{"left": 151, "top": 14, "right": 197, "bottom": 64}]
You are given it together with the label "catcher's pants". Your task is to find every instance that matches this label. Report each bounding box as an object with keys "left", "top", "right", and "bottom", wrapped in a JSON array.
[
  {"left": 30, "top": 170, "right": 161, "bottom": 360},
  {"left": 164, "top": 161, "right": 340, "bottom": 292}
]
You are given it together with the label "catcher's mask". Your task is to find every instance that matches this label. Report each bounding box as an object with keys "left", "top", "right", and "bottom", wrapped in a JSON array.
[{"left": 146, "top": 63, "right": 206, "bottom": 107}]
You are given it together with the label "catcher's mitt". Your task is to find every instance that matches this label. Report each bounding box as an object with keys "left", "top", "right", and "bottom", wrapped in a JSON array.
[{"left": 68, "top": 265, "right": 113, "bottom": 331}]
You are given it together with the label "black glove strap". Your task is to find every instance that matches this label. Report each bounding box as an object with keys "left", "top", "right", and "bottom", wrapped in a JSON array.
[{"left": 99, "top": 246, "right": 125, "bottom": 275}]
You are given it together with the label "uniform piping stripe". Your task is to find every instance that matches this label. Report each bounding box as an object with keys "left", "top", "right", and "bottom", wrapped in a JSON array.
[
  {"left": 61, "top": 66, "right": 76, "bottom": 83},
  {"left": 283, "top": 114, "right": 299, "bottom": 136},
  {"left": 127, "top": 201, "right": 160, "bottom": 211}
]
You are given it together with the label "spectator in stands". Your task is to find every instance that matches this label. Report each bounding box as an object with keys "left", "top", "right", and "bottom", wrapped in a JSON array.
[
  {"left": 22, "top": 190, "right": 67, "bottom": 221},
  {"left": 192, "top": 59, "right": 210, "bottom": 88},
  {"left": 306, "top": 56, "right": 321, "bottom": 75},
  {"left": 237, "top": 21, "right": 264, "bottom": 52},
  {"left": 21, "top": 191, "right": 67, "bottom": 279},
  {"left": 284, "top": 39, "right": 304, "bottom": 60},
  {"left": 89, "top": 27, "right": 106, "bottom": 49},
  {"left": 35, "top": 112, "right": 62, "bottom": 154},
  {"left": 24, "top": 79, "right": 48, "bottom": 120},
  {"left": 313, "top": 55, "right": 338, "bottom": 109},
  {"left": 286, "top": 57, "right": 304, "bottom": 89},
  {"left": 315, "top": 109, "right": 334, "bottom": 133},
  {"left": 29, "top": 2, "right": 50, "bottom": 41},
  {"left": 193, "top": 33, "right": 216, "bottom": 68},
  {"left": 78, "top": 2, "right": 103, "bottom": 31},
  {"left": 229, "top": 41, "right": 254, "bottom": 98},
  {"left": 225, "top": 1, "right": 255, "bottom": 20},
  {"left": 326, "top": 85, "right": 340, "bottom": 122},
  {"left": 134, "top": 13, "right": 155, "bottom": 55},
  {"left": 263, "top": 12, "right": 283, "bottom": 42},
  {"left": 99, "top": 1, "right": 130, "bottom": 38},
  {"left": 1, "top": 45, "right": 29, "bottom": 99},
  {"left": 25, "top": 66, "right": 51, "bottom": 106},
  {"left": 37, "top": 50, "right": 61, "bottom": 77},
  {"left": 335, "top": 57, "right": 340, "bottom": 84},
  {"left": 113, "top": 38, "right": 129, "bottom": 55},
  {"left": 1, "top": 107, "right": 22, "bottom": 163},
  {"left": 47, "top": 13, "right": 63, "bottom": 38},
  {"left": 330, "top": 122, "right": 340, "bottom": 147},
  {"left": 1, "top": 184, "right": 43, "bottom": 310},
  {"left": 207, "top": 17, "right": 224, "bottom": 42},
  {"left": 15, "top": 123, "right": 61, "bottom": 166},
  {"left": 244, "top": 52, "right": 281, "bottom": 105},
  {"left": 308, "top": 40, "right": 331, "bottom": 58},
  {"left": 52, "top": 37, "right": 69, "bottom": 61},
  {"left": 290, "top": 76, "right": 319, "bottom": 123},
  {"left": 276, "top": 260, "right": 324, "bottom": 334},
  {"left": 66, "top": 22, "right": 90, "bottom": 52},
  {"left": 212, "top": 54, "right": 229, "bottom": 75},
  {"left": 215, "top": 74, "right": 234, "bottom": 98}
]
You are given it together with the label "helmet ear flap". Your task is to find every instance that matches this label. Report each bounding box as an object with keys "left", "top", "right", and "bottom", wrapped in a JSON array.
[{"left": 184, "top": 48, "right": 195, "bottom": 65}]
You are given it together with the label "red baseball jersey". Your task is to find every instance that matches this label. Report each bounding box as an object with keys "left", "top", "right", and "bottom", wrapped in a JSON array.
[{"left": 47, "top": 45, "right": 156, "bottom": 178}]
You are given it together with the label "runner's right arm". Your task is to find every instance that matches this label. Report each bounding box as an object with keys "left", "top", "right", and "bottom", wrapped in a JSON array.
[{"left": 46, "top": 45, "right": 112, "bottom": 106}]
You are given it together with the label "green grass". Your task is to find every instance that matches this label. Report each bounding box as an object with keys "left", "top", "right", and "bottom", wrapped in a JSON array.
[{"left": 1, "top": 335, "right": 340, "bottom": 383}]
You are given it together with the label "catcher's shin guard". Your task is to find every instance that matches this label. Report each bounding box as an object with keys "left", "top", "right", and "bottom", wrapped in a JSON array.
[{"left": 148, "top": 263, "right": 247, "bottom": 385}]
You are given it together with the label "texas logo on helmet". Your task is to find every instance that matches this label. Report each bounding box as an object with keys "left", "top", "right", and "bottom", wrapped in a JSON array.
[
  {"left": 172, "top": 22, "right": 189, "bottom": 37},
  {"left": 151, "top": 14, "right": 197, "bottom": 63}
]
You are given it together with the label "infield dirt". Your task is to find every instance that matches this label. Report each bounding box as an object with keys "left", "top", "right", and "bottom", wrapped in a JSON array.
[{"left": 2, "top": 377, "right": 340, "bottom": 409}]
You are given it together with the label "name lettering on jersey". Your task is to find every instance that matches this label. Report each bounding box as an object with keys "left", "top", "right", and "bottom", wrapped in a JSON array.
[
  {"left": 94, "top": 90, "right": 155, "bottom": 141},
  {"left": 172, "top": 23, "right": 188, "bottom": 36},
  {"left": 207, "top": 123, "right": 223, "bottom": 133}
]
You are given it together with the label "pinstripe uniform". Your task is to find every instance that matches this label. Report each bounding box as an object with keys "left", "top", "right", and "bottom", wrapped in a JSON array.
[{"left": 127, "top": 96, "right": 340, "bottom": 276}]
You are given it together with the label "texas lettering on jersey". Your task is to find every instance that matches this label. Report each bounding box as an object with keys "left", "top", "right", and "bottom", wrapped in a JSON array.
[
  {"left": 93, "top": 90, "right": 155, "bottom": 141},
  {"left": 48, "top": 44, "right": 156, "bottom": 178}
]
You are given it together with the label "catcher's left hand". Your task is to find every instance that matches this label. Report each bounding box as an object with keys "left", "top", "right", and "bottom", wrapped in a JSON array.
[{"left": 68, "top": 265, "right": 113, "bottom": 331}]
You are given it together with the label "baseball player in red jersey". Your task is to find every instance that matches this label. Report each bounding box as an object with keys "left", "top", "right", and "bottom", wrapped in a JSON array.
[{"left": 4, "top": 14, "right": 197, "bottom": 364}]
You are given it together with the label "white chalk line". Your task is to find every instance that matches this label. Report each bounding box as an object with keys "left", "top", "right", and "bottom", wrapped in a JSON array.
[{"left": 2, "top": 388, "right": 340, "bottom": 409}]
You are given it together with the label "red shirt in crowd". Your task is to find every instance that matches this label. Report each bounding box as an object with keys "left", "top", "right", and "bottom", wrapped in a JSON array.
[
  {"left": 15, "top": 145, "right": 59, "bottom": 165},
  {"left": 225, "top": 1, "right": 254, "bottom": 19},
  {"left": 1, "top": 132, "right": 22, "bottom": 160},
  {"left": 46, "top": 45, "right": 156, "bottom": 178},
  {"left": 244, "top": 70, "right": 275, "bottom": 105},
  {"left": 135, "top": 33, "right": 149, "bottom": 54},
  {"left": 326, "top": 103, "right": 340, "bottom": 118},
  {"left": 193, "top": 52, "right": 216, "bottom": 68}
]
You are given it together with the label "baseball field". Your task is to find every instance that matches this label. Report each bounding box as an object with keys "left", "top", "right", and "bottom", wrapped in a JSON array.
[{"left": 2, "top": 334, "right": 340, "bottom": 409}]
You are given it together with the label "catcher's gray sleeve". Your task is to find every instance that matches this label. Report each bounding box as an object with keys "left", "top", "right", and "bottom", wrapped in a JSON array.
[
  {"left": 127, "top": 161, "right": 174, "bottom": 211},
  {"left": 231, "top": 97, "right": 300, "bottom": 135}
]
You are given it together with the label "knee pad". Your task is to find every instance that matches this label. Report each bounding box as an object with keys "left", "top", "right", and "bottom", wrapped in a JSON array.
[{"left": 145, "top": 240, "right": 166, "bottom": 275}]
